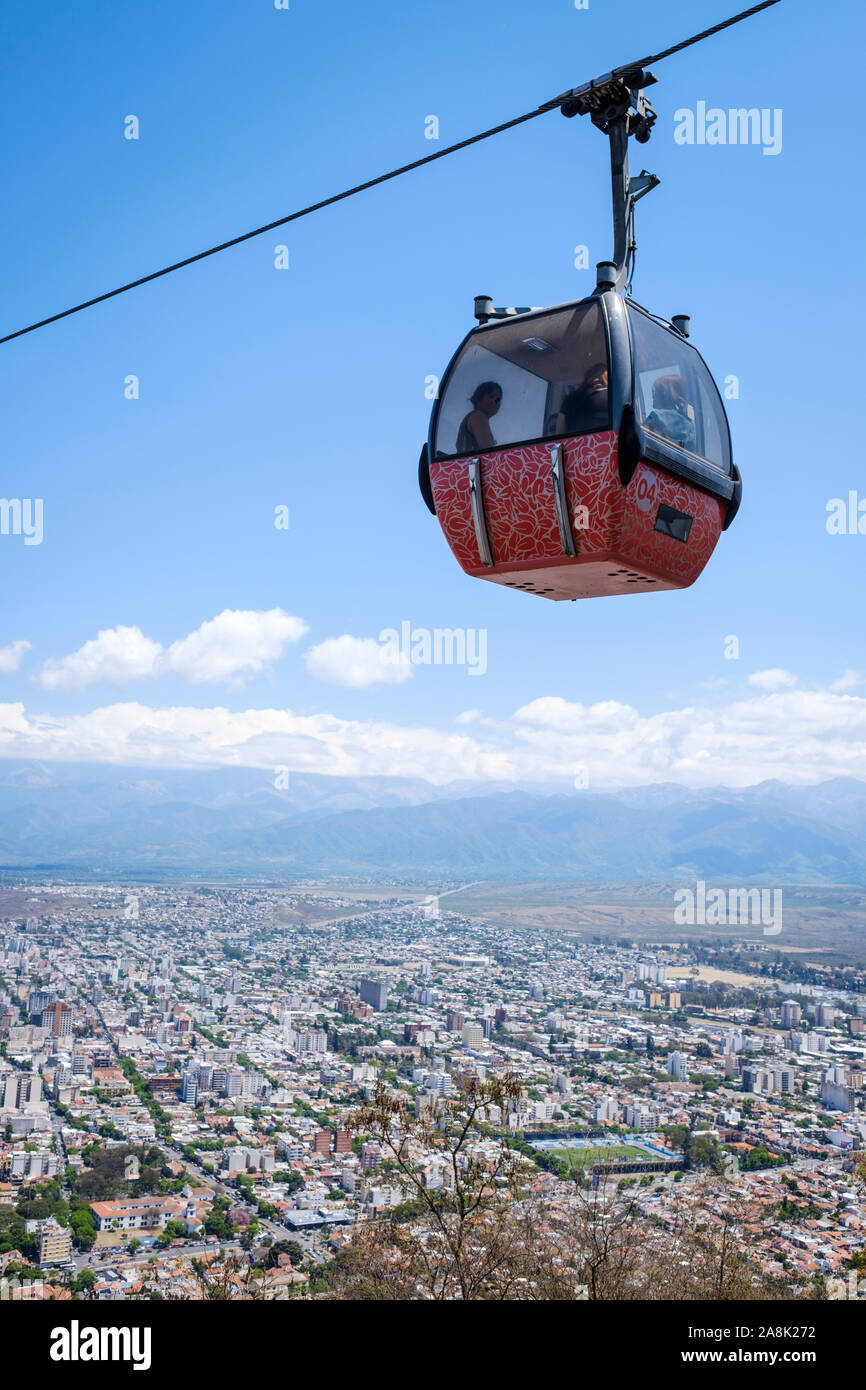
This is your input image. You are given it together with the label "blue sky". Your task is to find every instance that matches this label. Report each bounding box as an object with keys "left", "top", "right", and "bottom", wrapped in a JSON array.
[{"left": 0, "top": 0, "right": 864, "bottom": 788}]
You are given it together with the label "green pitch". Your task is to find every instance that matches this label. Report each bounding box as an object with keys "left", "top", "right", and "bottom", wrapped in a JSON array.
[{"left": 548, "top": 1144, "right": 648, "bottom": 1167}]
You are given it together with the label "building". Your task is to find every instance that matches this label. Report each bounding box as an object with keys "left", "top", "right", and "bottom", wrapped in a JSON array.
[
  {"left": 334, "top": 1128, "right": 352, "bottom": 1155},
  {"left": 667, "top": 1051, "right": 687, "bottom": 1080},
  {"left": 2, "top": 1073, "right": 43, "bottom": 1109},
  {"left": 313, "top": 1129, "right": 332, "bottom": 1157},
  {"left": 28, "top": 989, "right": 57, "bottom": 1019},
  {"left": 593, "top": 1097, "right": 620, "bottom": 1124},
  {"left": 39, "top": 1219, "right": 72, "bottom": 1266},
  {"left": 359, "top": 979, "right": 389, "bottom": 1011},
  {"left": 821, "top": 1068, "right": 855, "bottom": 1113},
  {"left": 461, "top": 1023, "right": 484, "bottom": 1049},
  {"left": 89, "top": 1197, "right": 180, "bottom": 1233},
  {"left": 781, "top": 1000, "right": 802, "bottom": 1028},
  {"left": 286, "top": 1028, "right": 328, "bottom": 1055},
  {"left": 39, "top": 1001, "right": 73, "bottom": 1039},
  {"left": 624, "top": 1104, "right": 658, "bottom": 1131},
  {"left": 742, "top": 1066, "right": 774, "bottom": 1094},
  {"left": 181, "top": 1071, "right": 198, "bottom": 1105},
  {"left": 360, "top": 1141, "right": 381, "bottom": 1170},
  {"left": 10, "top": 1152, "right": 59, "bottom": 1180}
]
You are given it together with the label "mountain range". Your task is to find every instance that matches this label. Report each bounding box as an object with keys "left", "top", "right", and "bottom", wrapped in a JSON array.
[{"left": 0, "top": 759, "right": 864, "bottom": 883}]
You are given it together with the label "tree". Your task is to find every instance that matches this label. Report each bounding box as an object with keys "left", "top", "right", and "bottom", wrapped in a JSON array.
[
  {"left": 324, "top": 1072, "right": 586, "bottom": 1301},
  {"left": 266, "top": 1240, "right": 304, "bottom": 1269},
  {"left": 685, "top": 1132, "right": 725, "bottom": 1176},
  {"left": 155, "top": 1220, "right": 187, "bottom": 1249},
  {"left": 204, "top": 1199, "right": 234, "bottom": 1242},
  {"left": 273, "top": 1169, "right": 303, "bottom": 1192},
  {"left": 70, "top": 1205, "right": 97, "bottom": 1251},
  {"left": 73, "top": 1268, "right": 96, "bottom": 1294},
  {"left": 661, "top": 1124, "right": 689, "bottom": 1153},
  {"left": 192, "top": 1253, "right": 268, "bottom": 1301}
]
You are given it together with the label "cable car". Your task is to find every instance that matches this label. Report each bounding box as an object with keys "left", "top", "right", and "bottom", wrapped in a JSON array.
[{"left": 418, "top": 65, "right": 741, "bottom": 601}]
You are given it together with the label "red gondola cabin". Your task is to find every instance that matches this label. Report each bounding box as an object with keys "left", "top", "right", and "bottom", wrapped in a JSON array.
[{"left": 419, "top": 291, "right": 740, "bottom": 601}]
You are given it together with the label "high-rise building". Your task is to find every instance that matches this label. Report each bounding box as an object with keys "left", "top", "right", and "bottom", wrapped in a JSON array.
[
  {"left": 781, "top": 1000, "right": 802, "bottom": 1028},
  {"left": 446, "top": 1011, "right": 465, "bottom": 1032},
  {"left": 313, "top": 1129, "right": 331, "bottom": 1156},
  {"left": 360, "top": 1141, "right": 381, "bottom": 1169},
  {"left": 359, "top": 979, "right": 388, "bottom": 1011},
  {"left": 39, "top": 1219, "right": 72, "bottom": 1266},
  {"left": 667, "top": 1051, "right": 687, "bottom": 1080},
  {"left": 461, "top": 1023, "right": 484, "bottom": 1049},
  {"left": 624, "top": 1104, "right": 658, "bottom": 1131},
  {"left": 181, "top": 1072, "right": 198, "bottom": 1105},
  {"left": 593, "top": 1097, "right": 620, "bottom": 1124},
  {"left": 334, "top": 1128, "right": 352, "bottom": 1154},
  {"left": 28, "top": 989, "right": 57, "bottom": 1019},
  {"left": 820, "top": 1069, "right": 854, "bottom": 1112},
  {"left": 287, "top": 1028, "right": 328, "bottom": 1055},
  {"left": 52, "top": 1069, "right": 74, "bottom": 1099},
  {"left": 3, "top": 1073, "right": 43, "bottom": 1108}
]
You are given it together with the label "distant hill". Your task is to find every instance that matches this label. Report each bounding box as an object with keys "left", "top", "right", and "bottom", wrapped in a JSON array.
[{"left": 0, "top": 759, "right": 863, "bottom": 882}]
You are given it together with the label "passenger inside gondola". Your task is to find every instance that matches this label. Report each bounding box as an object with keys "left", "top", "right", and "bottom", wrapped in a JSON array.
[
  {"left": 556, "top": 363, "right": 609, "bottom": 436},
  {"left": 646, "top": 373, "right": 696, "bottom": 453},
  {"left": 456, "top": 382, "right": 503, "bottom": 454}
]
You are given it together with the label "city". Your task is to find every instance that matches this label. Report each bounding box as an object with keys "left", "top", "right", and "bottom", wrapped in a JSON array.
[{"left": 1, "top": 881, "right": 864, "bottom": 1302}]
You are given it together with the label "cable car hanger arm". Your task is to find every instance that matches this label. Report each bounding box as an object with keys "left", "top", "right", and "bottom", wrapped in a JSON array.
[{"left": 0, "top": 1, "right": 781, "bottom": 348}]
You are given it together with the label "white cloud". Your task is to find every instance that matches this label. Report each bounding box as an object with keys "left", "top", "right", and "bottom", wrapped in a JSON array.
[
  {"left": 0, "top": 640, "right": 31, "bottom": 675},
  {"left": 2, "top": 684, "right": 866, "bottom": 787},
  {"left": 455, "top": 709, "right": 484, "bottom": 724},
  {"left": 35, "top": 610, "right": 307, "bottom": 690},
  {"left": 304, "top": 635, "right": 412, "bottom": 689},
  {"left": 161, "top": 609, "right": 308, "bottom": 684},
  {"left": 36, "top": 626, "right": 162, "bottom": 690},
  {"left": 748, "top": 668, "right": 798, "bottom": 692},
  {"left": 831, "top": 670, "right": 863, "bottom": 693}
]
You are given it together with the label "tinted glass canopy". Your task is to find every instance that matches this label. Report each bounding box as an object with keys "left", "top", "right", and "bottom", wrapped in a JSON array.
[
  {"left": 627, "top": 303, "right": 731, "bottom": 474},
  {"left": 432, "top": 296, "right": 732, "bottom": 479},
  {"left": 434, "top": 301, "right": 609, "bottom": 459}
]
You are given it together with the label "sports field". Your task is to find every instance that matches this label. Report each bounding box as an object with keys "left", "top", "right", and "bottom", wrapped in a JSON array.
[{"left": 547, "top": 1144, "right": 648, "bottom": 1167}]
